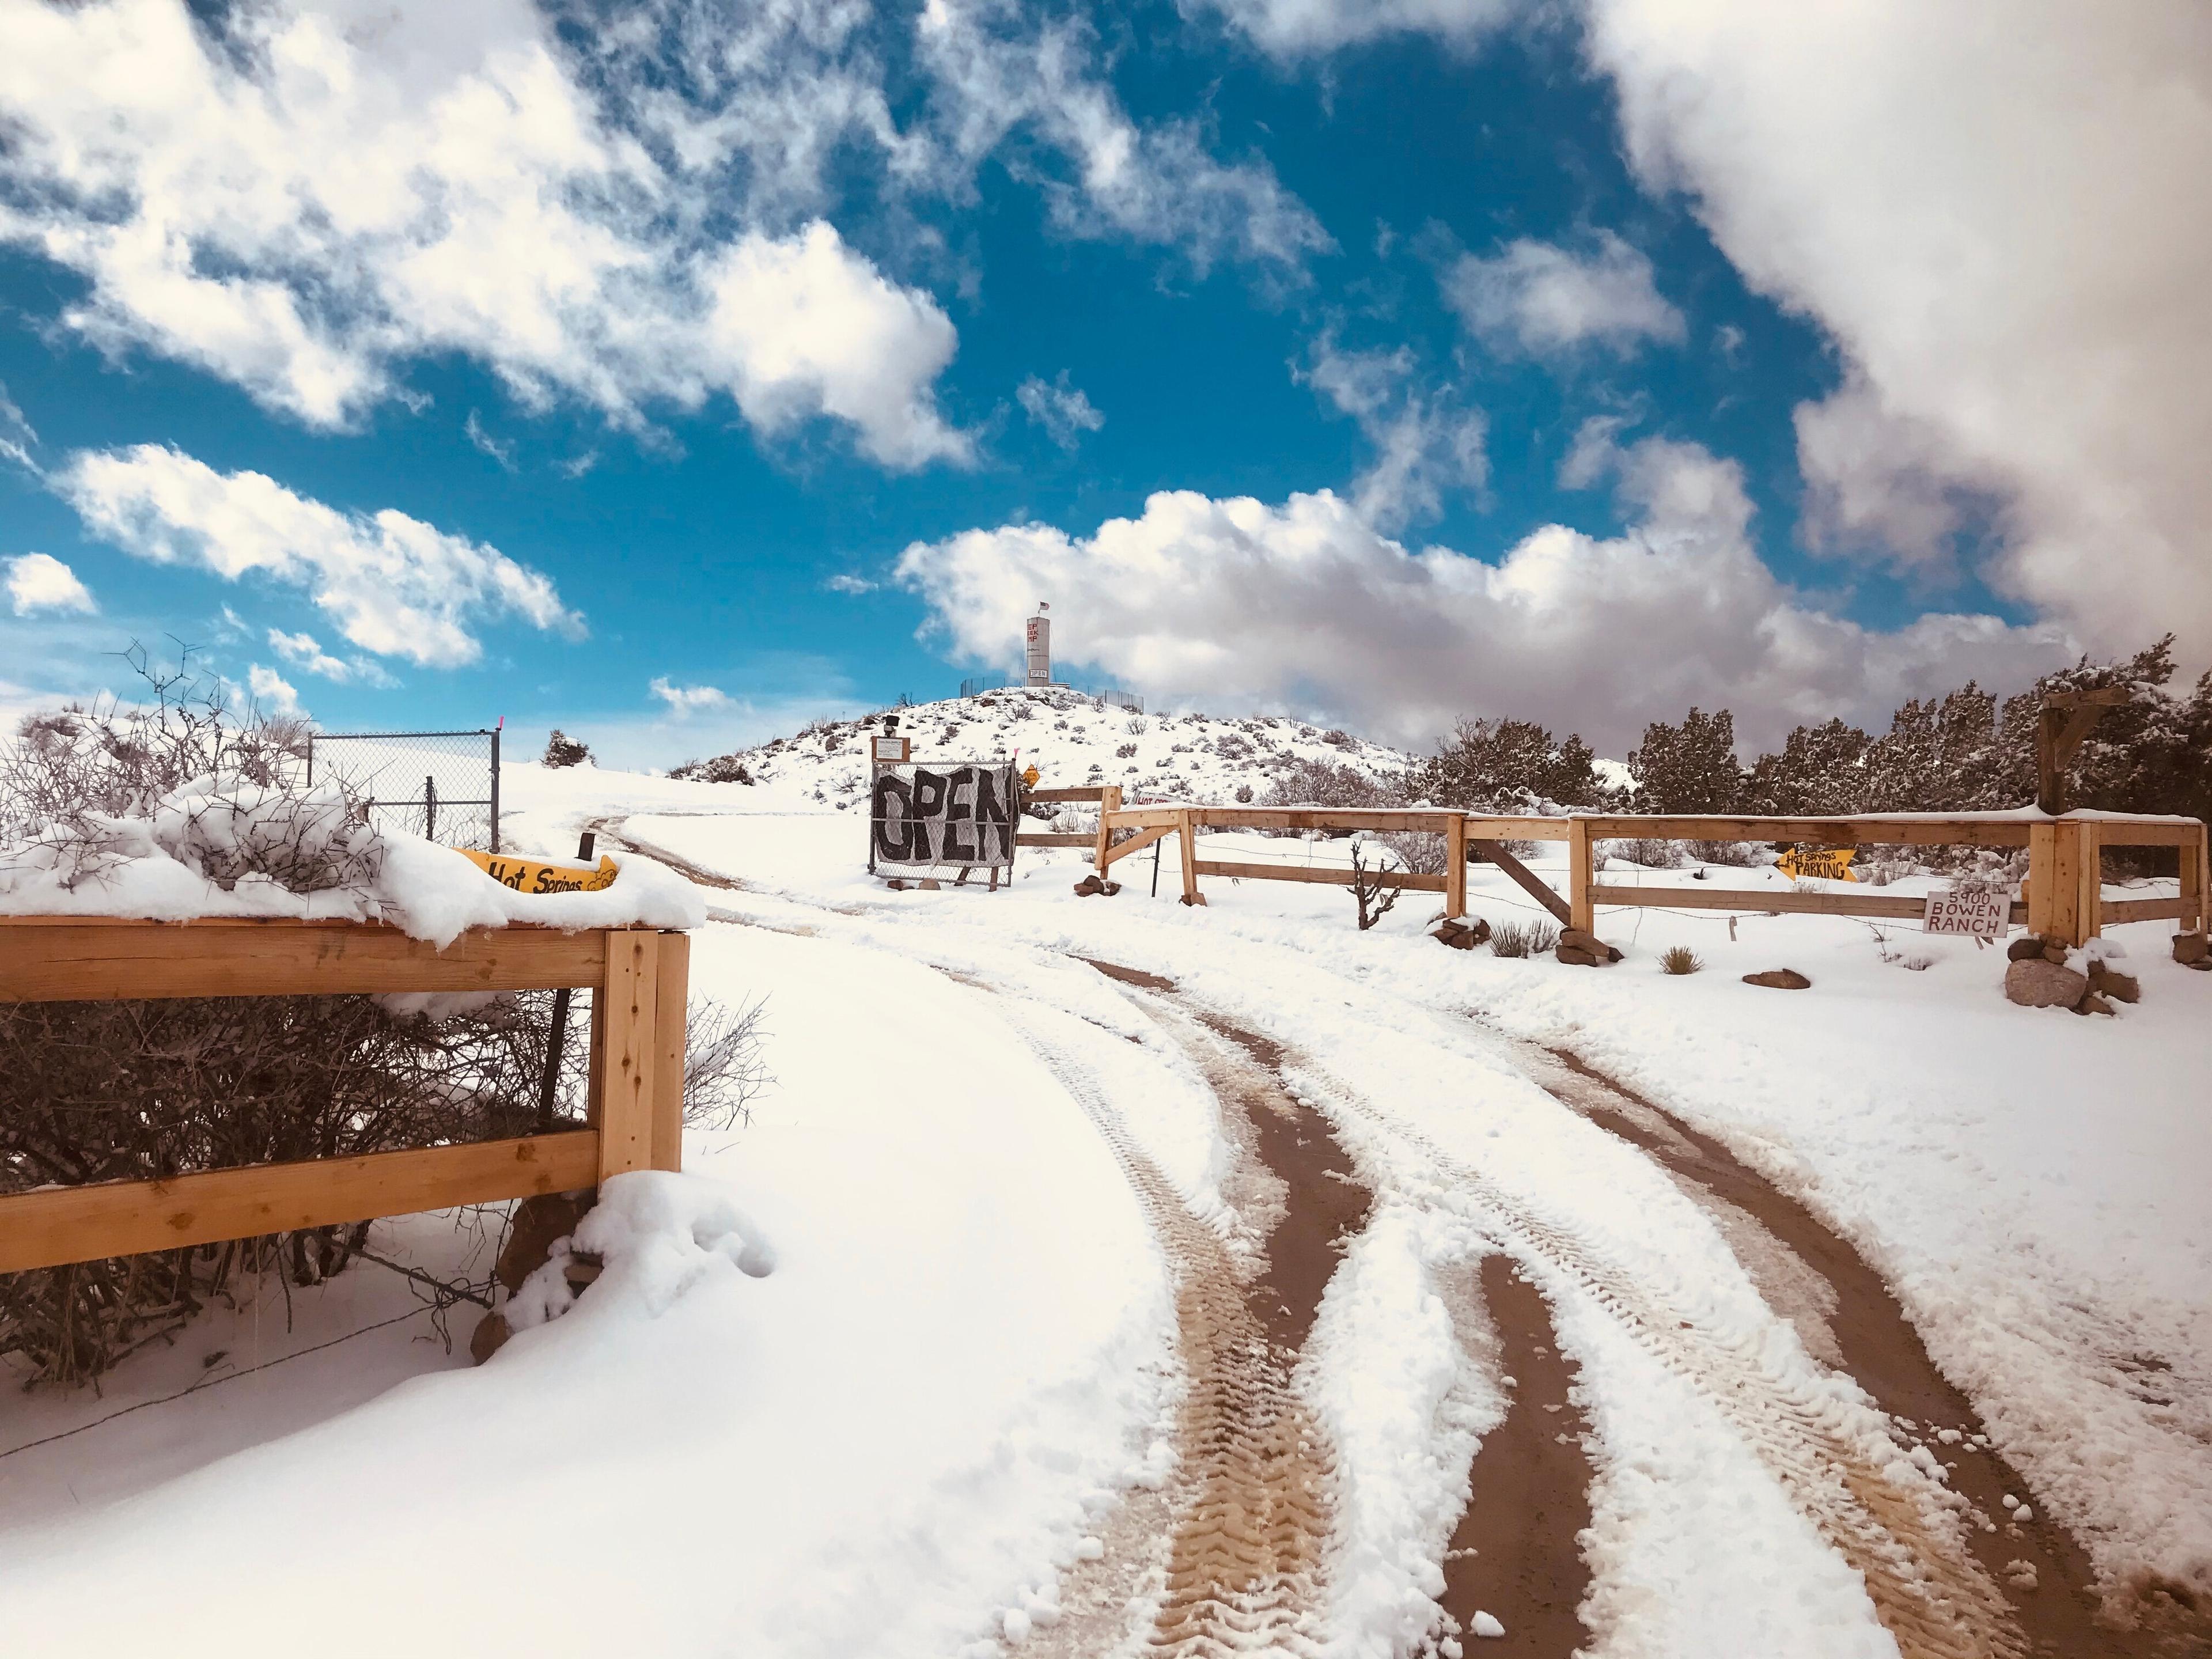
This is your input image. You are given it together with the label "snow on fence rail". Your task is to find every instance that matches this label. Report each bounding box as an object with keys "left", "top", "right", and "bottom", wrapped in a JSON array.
[
  {"left": 1086, "top": 802, "right": 2209, "bottom": 948},
  {"left": 0, "top": 917, "right": 689, "bottom": 1275}
]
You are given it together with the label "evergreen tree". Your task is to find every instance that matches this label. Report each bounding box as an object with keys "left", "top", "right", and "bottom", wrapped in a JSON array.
[
  {"left": 1419, "top": 717, "right": 1605, "bottom": 810},
  {"left": 1628, "top": 708, "right": 1743, "bottom": 813},
  {"left": 1744, "top": 718, "right": 1871, "bottom": 816}
]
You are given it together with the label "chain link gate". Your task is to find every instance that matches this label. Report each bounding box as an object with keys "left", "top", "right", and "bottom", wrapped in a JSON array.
[{"left": 307, "top": 728, "right": 502, "bottom": 851}]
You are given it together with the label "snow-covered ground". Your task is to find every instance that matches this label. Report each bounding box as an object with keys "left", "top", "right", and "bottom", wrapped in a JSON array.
[
  {"left": 676, "top": 684, "right": 1413, "bottom": 810},
  {"left": 3, "top": 751, "right": 2206, "bottom": 1658}
]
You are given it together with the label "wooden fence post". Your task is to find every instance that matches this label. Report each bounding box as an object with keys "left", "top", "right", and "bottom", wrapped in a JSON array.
[
  {"left": 1567, "top": 817, "right": 1594, "bottom": 935},
  {"left": 1095, "top": 786, "right": 1122, "bottom": 876},
  {"left": 1445, "top": 812, "right": 1467, "bottom": 919},
  {"left": 595, "top": 929, "right": 658, "bottom": 1183},
  {"left": 649, "top": 931, "right": 690, "bottom": 1173},
  {"left": 2187, "top": 823, "right": 2210, "bottom": 936},
  {"left": 1177, "top": 809, "right": 1203, "bottom": 906},
  {"left": 2026, "top": 822, "right": 2056, "bottom": 940},
  {"left": 2075, "top": 820, "right": 2103, "bottom": 946}
]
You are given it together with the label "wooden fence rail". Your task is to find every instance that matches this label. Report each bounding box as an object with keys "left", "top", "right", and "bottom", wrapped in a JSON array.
[
  {"left": 0, "top": 919, "right": 688, "bottom": 1277},
  {"left": 1085, "top": 804, "right": 2209, "bottom": 948}
]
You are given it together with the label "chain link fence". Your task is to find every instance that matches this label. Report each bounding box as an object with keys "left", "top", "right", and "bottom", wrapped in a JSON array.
[{"left": 307, "top": 728, "right": 501, "bottom": 851}]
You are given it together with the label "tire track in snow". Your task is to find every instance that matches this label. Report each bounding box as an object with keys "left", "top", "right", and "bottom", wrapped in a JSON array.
[{"left": 1252, "top": 1025, "right": 2029, "bottom": 1659}]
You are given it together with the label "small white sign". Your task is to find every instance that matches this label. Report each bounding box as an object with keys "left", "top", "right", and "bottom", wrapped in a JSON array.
[
  {"left": 872, "top": 736, "right": 907, "bottom": 762},
  {"left": 1924, "top": 885, "right": 2008, "bottom": 938}
]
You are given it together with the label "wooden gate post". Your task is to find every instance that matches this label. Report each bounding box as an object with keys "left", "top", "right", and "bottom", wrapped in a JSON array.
[
  {"left": 2026, "top": 821, "right": 2055, "bottom": 940},
  {"left": 1445, "top": 812, "right": 1467, "bottom": 919},
  {"left": 2074, "top": 820, "right": 2103, "bottom": 946},
  {"left": 1095, "top": 786, "right": 1122, "bottom": 876},
  {"left": 1176, "top": 809, "right": 1203, "bottom": 906},
  {"left": 1567, "top": 817, "right": 1595, "bottom": 935},
  {"left": 594, "top": 928, "right": 660, "bottom": 1183},
  {"left": 2186, "top": 823, "right": 2210, "bottom": 937},
  {"left": 649, "top": 931, "right": 690, "bottom": 1173}
]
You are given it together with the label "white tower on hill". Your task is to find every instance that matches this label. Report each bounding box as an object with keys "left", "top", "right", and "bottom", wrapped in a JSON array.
[{"left": 1025, "top": 601, "right": 1052, "bottom": 687}]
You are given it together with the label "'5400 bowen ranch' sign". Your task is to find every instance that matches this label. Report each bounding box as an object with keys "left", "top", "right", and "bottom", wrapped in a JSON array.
[{"left": 871, "top": 763, "right": 1018, "bottom": 869}]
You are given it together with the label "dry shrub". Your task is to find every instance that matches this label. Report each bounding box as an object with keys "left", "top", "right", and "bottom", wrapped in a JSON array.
[
  {"left": 1685, "top": 839, "right": 1760, "bottom": 867},
  {"left": 1490, "top": 919, "right": 1559, "bottom": 958},
  {"left": 1607, "top": 837, "right": 1682, "bottom": 869},
  {"left": 1660, "top": 945, "right": 1705, "bottom": 975}
]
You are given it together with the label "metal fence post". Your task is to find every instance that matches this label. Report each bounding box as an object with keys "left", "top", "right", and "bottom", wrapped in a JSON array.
[
  {"left": 424, "top": 775, "right": 437, "bottom": 841},
  {"left": 489, "top": 726, "right": 501, "bottom": 853}
]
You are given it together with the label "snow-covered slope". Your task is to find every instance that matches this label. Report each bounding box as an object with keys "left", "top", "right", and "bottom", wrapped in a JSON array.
[{"left": 672, "top": 685, "right": 1415, "bottom": 810}]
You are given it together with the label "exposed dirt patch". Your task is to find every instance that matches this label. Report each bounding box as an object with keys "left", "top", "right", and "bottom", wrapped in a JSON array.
[
  {"left": 1533, "top": 1044, "right": 2211, "bottom": 1658},
  {"left": 1425, "top": 1255, "right": 1597, "bottom": 1657},
  {"left": 1080, "top": 957, "right": 1177, "bottom": 993}
]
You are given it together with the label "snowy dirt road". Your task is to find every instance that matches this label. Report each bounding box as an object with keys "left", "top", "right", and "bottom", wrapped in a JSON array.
[{"left": 594, "top": 810, "right": 2207, "bottom": 1659}]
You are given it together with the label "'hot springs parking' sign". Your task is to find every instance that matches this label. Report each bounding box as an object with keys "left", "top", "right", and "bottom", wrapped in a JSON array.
[{"left": 872, "top": 763, "right": 1018, "bottom": 868}]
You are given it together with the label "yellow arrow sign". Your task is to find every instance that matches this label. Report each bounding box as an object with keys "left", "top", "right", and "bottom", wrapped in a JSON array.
[{"left": 459, "top": 849, "right": 619, "bottom": 895}]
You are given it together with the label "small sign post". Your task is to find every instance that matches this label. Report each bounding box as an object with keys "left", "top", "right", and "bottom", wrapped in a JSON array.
[{"left": 1923, "top": 885, "right": 2008, "bottom": 940}]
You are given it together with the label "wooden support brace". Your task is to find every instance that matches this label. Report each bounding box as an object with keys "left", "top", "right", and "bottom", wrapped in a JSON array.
[
  {"left": 1101, "top": 821, "right": 1175, "bottom": 869},
  {"left": 2186, "top": 823, "right": 2210, "bottom": 935},
  {"left": 1176, "top": 810, "right": 1203, "bottom": 906},
  {"left": 1470, "top": 839, "right": 1574, "bottom": 927},
  {"left": 1094, "top": 786, "right": 1122, "bottom": 874}
]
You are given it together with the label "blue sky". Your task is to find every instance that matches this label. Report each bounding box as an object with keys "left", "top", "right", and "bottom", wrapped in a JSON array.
[{"left": 2, "top": 2, "right": 2202, "bottom": 764}]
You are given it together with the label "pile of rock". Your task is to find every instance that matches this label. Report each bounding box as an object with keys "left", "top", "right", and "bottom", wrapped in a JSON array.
[
  {"left": 471, "top": 1189, "right": 598, "bottom": 1363},
  {"left": 1555, "top": 927, "right": 1622, "bottom": 967},
  {"left": 2002, "top": 935, "right": 2145, "bottom": 1016},
  {"left": 1430, "top": 915, "right": 1492, "bottom": 950},
  {"left": 2175, "top": 931, "right": 2210, "bottom": 970},
  {"left": 1071, "top": 873, "right": 1123, "bottom": 897}
]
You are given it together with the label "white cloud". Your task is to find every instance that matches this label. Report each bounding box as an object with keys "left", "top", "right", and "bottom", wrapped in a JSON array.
[
  {"left": 1300, "top": 340, "right": 1487, "bottom": 530},
  {"left": 0, "top": 1, "right": 968, "bottom": 466},
  {"left": 700, "top": 222, "right": 967, "bottom": 467},
  {"left": 247, "top": 663, "right": 303, "bottom": 718},
  {"left": 649, "top": 676, "right": 733, "bottom": 715},
  {"left": 1442, "top": 230, "right": 1686, "bottom": 359},
  {"left": 267, "top": 626, "right": 396, "bottom": 688},
  {"left": 6, "top": 552, "right": 96, "bottom": 617},
  {"left": 916, "top": 0, "right": 1334, "bottom": 278},
  {"left": 1196, "top": 0, "right": 1522, "bottom": 58},
  {"left": 0, "top": 1, "right": 1327, "bottom": 467},
  {"left": 1016, "top": 372, "right": 1106, "bottom": 450},
  {"left": 824, "top": 573, "right": 878, "bottom": 594},
  {"left": 0, "top": 381, "right": 36, "bottom": 474},
  {"left": 59, "top": 445, "right": 579, "bottom": 668},
  {"left": 897, "top": 428, "right": 2071, "bottom": 753},
  {"left": 1583, "top": 0, "right": 2212, "bottom": 659},
  {"left": 464, "top": 412, "right": 517, "bottom": 471}
]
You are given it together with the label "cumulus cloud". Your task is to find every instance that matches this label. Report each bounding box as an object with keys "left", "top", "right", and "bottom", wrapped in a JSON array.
[
  {"left": 1583, "top": 0, "right": 2212, "bottom": 658},
  {"left": 6, "top": 553, "right": 96, "bottom": 617},
  {"left": 649, "top": 676, "right": 733, "bottom": 714},
  {"left": 1195, "top": 0, "right": 1522, "bottom": 58},
  {"left": 0, "top": 1, "right": 1327, "bottom": 465},
  {"left": 1017, "top": 372, "right": 1106, "bottom": 450},
  {"left": 897, "top": 426, "right": 2071, "bottom": 753},
  {"left": 0, "top": 1, "right": 967, "bottom": 464},
  {"left": 247, "top": 663, "right": 304, "bottom": 718},
  {"left": 1441, "top": 230, "right": 1686, "bottom": 359},
  {"left": 1300, "top": 340, "right": 1487, "bottom": 530},
  {"left": 59, "top": 445, "right": 579, "bottom": 668}
]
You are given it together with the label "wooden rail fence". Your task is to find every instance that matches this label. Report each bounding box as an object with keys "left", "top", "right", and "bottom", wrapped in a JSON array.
[
  {"left": 0, "top": 918, "right": 689, "bottom": 1276},
  {"left": 1084, "top": 804, "right": 2209, "bottom": 948}
]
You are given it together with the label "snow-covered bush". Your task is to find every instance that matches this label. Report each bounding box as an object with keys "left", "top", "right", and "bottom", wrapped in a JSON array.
[{"left": 543, "top": 728, "right": 592, "bottom": 768}]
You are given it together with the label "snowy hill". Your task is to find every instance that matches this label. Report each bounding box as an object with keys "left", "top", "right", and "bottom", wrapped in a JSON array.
[{"left": 671, "top": 685, "right": 1415, "bottom": 812}]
